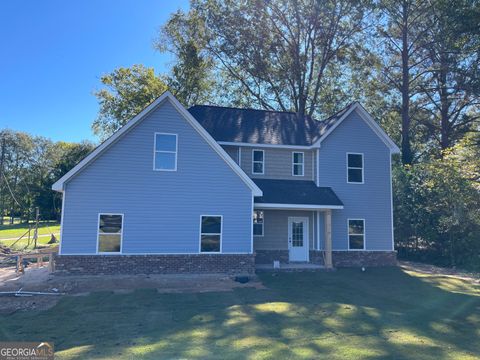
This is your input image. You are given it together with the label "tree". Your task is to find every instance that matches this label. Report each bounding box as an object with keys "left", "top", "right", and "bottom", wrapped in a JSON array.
[
  {"left": 417, "top": 0, "right": 480, "bottom": 151},
  {"left": 183, "top": 0, "right": 371, "bottom": 117},
  {"left": 92, "top": 65, "right": 168, "bottom": 140},
  {"left": 394, "top": 135, "right": 480, "bottom": 270},
  {"left": 377, "top": 0, "right": 432, "bottom": 164},
  {"left": 156, "top": 9, "right": 214, "bottom": 106},
  {"left": 0, "top": 129, "right": 95, "bottom": 222}
]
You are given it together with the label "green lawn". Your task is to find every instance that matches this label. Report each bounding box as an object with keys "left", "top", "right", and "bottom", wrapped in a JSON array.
[
  {"left": 0, "top": 267, "right": 479, "bottom": 359},
  {"left": 0, "top": 221, "right": 60, "bottom": 249}
]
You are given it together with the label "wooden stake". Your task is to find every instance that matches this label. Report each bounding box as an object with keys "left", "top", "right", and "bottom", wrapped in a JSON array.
[{"left": 34, "top": 207, "right": 39, "bottom": 249}]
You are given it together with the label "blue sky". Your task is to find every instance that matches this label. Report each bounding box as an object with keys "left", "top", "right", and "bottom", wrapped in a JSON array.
[{"left": 0, "top": 0, "right": 189, "bottom": 142}]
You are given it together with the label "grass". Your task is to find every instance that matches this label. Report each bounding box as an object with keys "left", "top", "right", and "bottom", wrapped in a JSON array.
[
  {"left": 0, "top": 221, "right": 60, "bottom": 249},
  {"left": 0, "top": 267, "right": 479, "bottom": 359}
]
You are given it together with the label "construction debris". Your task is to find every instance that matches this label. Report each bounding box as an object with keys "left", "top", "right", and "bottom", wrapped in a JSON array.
[
  {"left": 0, "top": 244, "right": 11, "bottom": 254},
  {"left": 0, "top": 289, "right": 64, "bottom": 297}
]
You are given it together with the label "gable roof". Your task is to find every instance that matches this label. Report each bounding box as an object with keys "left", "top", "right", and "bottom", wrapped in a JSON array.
[
  {"left": 188, "top": 103, "right": 400, "bottom": 153},
  {"left": 314, "top": 102, "right": 400, "bottom": 153},
  {"left": 52, "top": 92, "right": 263, "bottom": 196},
  {"left": 253, "top": 179, "right": 343, "bottom": 209}
]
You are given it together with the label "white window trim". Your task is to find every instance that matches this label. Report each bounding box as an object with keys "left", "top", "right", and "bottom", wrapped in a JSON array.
[
  {"left": 292, "top": 151, "right": 305, "bottom": 176},
  {"left": 153, "top": 132, "right": 178, "bottom": 171},
  {"left": 253, "top": 210, "right": 264, "bottom": 237},
  {"left": 199, "top": 215, "right": 223, "bottom": 253},
  {"left": 347, "top": 218, "right": 366, "bottom": 251},
  {"left": 346, "top": 152, "right": 364, "bottom": 184},
  {"left": 97, "top": 213, "right": 124, "bottom": 254},
  {"left": 252, "top": 149, "right": 265, "bottom": 175}
]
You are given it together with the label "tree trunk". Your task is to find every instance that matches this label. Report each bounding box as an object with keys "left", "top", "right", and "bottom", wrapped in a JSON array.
[
  {"left": 0, "top": 138, "right": 6, "bottom": 225},
  {"left": 401, "top": 1, "right": 413, "bottom": 165},
  {"left": 439, "top": 54, "right": 450, "bottom": 150},
  {"left": 9, "top": 151, "right": 19, "bottom": 225},
  {"left": 297, "top": 93, "right": 307, "bottom": 117}
]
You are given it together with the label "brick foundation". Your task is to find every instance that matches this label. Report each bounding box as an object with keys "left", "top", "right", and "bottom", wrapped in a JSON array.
[
  {"left": 332, "top": 251, "right": 397, "bottom": 267},
  {"left": 309, "top": 251, "right": 325, "bottom": 265},
  {"left": 55, "top": 254, "right": 255, "bottom": 275},
  {"left": 255, "top": 250, "right": 397, "bottom": 267},
  {"left": 254, "top": 250, "right": 289, "bottom": 264}
]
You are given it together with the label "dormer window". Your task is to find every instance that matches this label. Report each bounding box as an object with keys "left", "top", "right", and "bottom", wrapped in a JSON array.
[
  {"left": 252, "top": 150, "right": 264, "bottom": 174},
  {"left": 154, "top": 133, "right": 177, "bottom": 171}
]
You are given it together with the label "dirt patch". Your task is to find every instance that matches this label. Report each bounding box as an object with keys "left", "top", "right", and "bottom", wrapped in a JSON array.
[
  {"left": 0, "top": 266, "right": 264, "bottom": 313},
  {"left": 399, "top": 261, "right": 480, "bottom": 284}
]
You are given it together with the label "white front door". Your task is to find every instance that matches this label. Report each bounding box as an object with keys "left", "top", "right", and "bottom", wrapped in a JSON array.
[{"left": 288, "top": 217, "right": 309, "bottom": 262}]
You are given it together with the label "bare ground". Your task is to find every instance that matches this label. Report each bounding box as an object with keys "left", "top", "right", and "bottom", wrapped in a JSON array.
[
  {"left": 0, "top": 265, "right": 264, "bottom": 314},
  {"left": 399, "top": 260, "right": 480, "bottom": 284}
]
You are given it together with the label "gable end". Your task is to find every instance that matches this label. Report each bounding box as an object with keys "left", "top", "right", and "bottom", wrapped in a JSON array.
[
  {"left": 52, "top": 92, "right": 262, "bottom": 196},
  {"left": 315, "top": 103, "right": 400, "bottom": 153}
]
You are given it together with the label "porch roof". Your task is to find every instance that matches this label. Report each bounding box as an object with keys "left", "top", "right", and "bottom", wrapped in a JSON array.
[{"left": 252, "top": 179, "right": 343, "bottom": 210}]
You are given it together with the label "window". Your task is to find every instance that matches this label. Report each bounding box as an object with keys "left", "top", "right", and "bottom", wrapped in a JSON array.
[
  {"left": 252, "top": 150, "right": 264, "bottom": 174},
  {"left": 253, "top": 210, "right": 264, "bottom": 236},
  {"left": 347, "top": 153, "right": 364, "bottom": 183},
  {"left": 154, "top": 133, "right": 177, "bottom": 171},
  {"left": 97, "top": 214, "right": 123, "bottom": 253},
  {"left": 292, "top": 152, "right": 304, "bottom": 176},
  {"left": 200, "top": 215, "right": 222, "bottom": 252},
  {"left": 348, "top": 219, "right": 365, "bottom": 250}
]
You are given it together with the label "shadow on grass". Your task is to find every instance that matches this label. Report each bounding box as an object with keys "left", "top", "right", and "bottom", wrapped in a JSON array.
[{"left": 0, "top": 267, "right": 478, "bottom": 359}]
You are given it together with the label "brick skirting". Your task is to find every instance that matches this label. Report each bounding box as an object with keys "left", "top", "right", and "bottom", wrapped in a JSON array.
[
  {"left": 332, "top": 251, "right": 397, "bottom": 267},
  {"left": 254, "top": 250, "right": 289, "bottom": 264},
  {"left": 55, "top": 254, "right": 255, "bottom": 275},
  {"left": 255, "top": 250, "right": 397, "bottom": 267}
]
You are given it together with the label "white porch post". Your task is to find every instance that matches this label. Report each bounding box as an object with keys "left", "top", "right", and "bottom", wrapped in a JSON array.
[{"left": 324, "top": 209, "right": 333, "bottom": 269}]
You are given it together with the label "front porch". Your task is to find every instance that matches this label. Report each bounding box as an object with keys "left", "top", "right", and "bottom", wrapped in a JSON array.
[
  {"left": 252, "top": 178, "right": 343, "bottom": 269},
  {"left": 253, "top": 207, "right": 337, "bottom": 269}
]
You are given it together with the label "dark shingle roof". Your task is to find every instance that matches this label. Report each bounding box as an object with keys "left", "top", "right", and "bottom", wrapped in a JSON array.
[
  {"left": 188, "top": 105, "right": 318, "bottom": 146},
  {"left": 188, "top": 104, "right": 356, "bottom": 146},
  {"left": 316, "top": 104, "right": 354, "bottom": 138},
  {"left": 253, "top": 179, "right": 343, "bottom": 206}
]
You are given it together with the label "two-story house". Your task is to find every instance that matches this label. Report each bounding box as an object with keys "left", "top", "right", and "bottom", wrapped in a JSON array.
[{"left": 52, "top": 92, "right": 399, "bottom": 275}]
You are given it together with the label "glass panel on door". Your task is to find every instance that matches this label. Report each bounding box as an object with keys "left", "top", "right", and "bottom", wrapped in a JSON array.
[{"left": 292, "top": 221, "right": 304, "bottom": 247}]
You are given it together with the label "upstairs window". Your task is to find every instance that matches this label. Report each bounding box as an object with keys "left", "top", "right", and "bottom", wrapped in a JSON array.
[
  {"left": 97, "top": 214, "right": 123, "bottom": 253},
  {"left": 347, "top": 153, "right": 364, "bottom": 183},
  {"left": 292, "top": 152, "right": 304, "bottom": 176},
  {"left": 348, "top": 219, "right": 365, "bottom": 250},
  {"left": 200, "top": 215, "right": 222, "bottom": 253},
  {"left": 154, "top": 133, "right": 177, "bottom": 171},
  {"left": 252, "top": 150, "right": 264, "bottom": 174},
  {"left": 253, "top": 210, "right": 264, "bottom": 236}
]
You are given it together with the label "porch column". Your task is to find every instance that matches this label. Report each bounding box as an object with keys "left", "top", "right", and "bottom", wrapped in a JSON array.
[{"left": 324, "top": 209, "right": 333, "bottom": 269}]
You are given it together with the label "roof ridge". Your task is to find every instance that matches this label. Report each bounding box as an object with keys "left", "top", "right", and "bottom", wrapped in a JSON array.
[
  {"left": 189, "top": 103, "right": 361, "bottom": 122},
  {"left": 318, "top": 101, "right": 358, "bottom": 123},
  {"left": 189, "top": 104, "right": 301, "bottom": 116}
]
